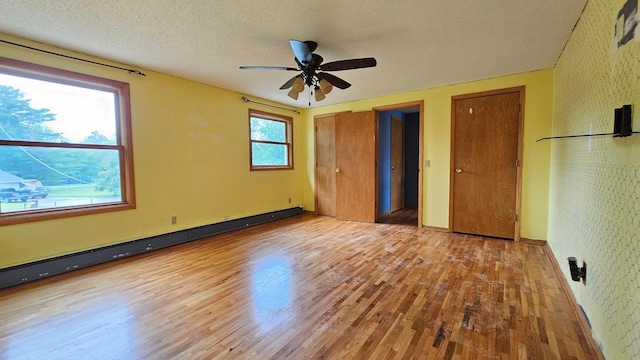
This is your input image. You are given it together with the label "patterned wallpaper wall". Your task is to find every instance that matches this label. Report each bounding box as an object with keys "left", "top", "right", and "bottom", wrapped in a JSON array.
[{"left": 550, "top": 0, "right": 640, "bottom": 359}]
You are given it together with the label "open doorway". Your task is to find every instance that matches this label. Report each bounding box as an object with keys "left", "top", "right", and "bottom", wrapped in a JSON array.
[{"left": 375, "top": 105, "right": 421, "bottom": 226}]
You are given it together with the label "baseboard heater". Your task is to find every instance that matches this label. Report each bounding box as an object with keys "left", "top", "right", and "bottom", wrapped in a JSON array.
[{"left": 0, "top": 206, "right": 304, "bottom": 289}]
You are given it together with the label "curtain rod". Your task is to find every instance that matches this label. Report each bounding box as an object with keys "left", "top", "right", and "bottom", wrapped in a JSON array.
[
  {"left": 0, "top": 39, "right": 146, "bottom": 76},
  {"left": 242, "top": 96, "right": 300, "bottom": 114}
]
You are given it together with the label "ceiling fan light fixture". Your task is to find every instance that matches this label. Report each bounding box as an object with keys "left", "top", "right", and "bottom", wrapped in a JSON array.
[
  {"left": 314, "top": 86, "right": 325, "bottom": 101},
  {"left": 292, "top": 77, "right": 305, "bottom": 92},
  {"left": 288, "top": 88, "right": 300, "bottom": 100},
  {"left": 239, "top": 40, "right": 376, "bottom": 103},
  {"left": 319, "top": 79, "right": 333, "bottom": 95},
  {"left": 287, "top": 77, "right": 305, "bottom": 99}
]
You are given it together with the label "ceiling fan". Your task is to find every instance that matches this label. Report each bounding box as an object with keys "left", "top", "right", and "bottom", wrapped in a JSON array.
[{"left": 240, "top": 40, "right": 377, "bottom": 103}]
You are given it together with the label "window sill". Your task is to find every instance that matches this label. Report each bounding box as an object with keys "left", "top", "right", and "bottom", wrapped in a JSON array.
[
  {"left": 250, "top": 166, "right": 294, "bottom": 171},
  {"left": 0, "top": 202, "right": 135, "bottom": 226}
]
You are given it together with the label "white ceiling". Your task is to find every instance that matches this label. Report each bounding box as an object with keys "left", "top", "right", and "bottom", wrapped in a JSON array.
[{"left": 0, "top": 0, "right": 587, "bottom": 109}]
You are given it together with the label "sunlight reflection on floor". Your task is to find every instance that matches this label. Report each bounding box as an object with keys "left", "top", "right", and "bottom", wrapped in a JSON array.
[
  {"left": 251, "top": 255, "right": 295, "bottom": 332},
  {"left": 3, "top": 298, "right": 137, "bottom": 359}
]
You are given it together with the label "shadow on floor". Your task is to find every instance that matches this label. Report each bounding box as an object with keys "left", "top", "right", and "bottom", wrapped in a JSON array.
[{"left": 377, "top": 208, "right": 418, "bottom": 226}]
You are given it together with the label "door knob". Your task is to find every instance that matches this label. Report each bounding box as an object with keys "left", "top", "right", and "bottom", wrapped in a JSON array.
[
  {"left": 335, "top": 168, "right": 341, "bottom": 173},
  {"left": 391, "top": 166, "right": 395, "bottom": 170},
  {"left": 455, "top": 168, "right": 463, "bottom": 173}
]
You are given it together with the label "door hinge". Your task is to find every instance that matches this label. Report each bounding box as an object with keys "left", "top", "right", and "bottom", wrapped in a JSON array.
[
  {"left": 516, "top": 159, "right": 519, "bottom": 168},
  {"left": 316, "top": 162, "right": 318, "bottom": 168},
  {"left": 513, "top": 214, "right": 518, "bottom": 222}
]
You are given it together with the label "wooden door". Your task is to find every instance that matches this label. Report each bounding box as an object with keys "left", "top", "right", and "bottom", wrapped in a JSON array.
[
  {"left": 335, "top": 111, "right": 376, "bottom": 222},
  {"left": 315, "top": 115, "right": 336, "bottom": 216},
  {"left": 451, "top": 90, "right": 521, "bottom": 239},
  {"left": 390, "top": 116, "right": 404, "bottom": 212}
]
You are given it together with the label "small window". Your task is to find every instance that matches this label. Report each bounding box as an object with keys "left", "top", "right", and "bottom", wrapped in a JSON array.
[
  {"left": 0, "top": 57, "right": 135, "bottom": 225},
  {"left": 249, "top": 109, "right": 293, "bottom": 170}
]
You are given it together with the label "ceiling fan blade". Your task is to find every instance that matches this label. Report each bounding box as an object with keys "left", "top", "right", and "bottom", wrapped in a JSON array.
[
  {"left": 319, "top": 57, "right": 377, "bottom": 71},
  {"left": 289, "top": 39, "right": 313, "bottom": 64},
  {"left": 317, "top": 72, "right": 351, "bottom": 89},
  {"left": 279, "top": 75, "right": 302, "bottom": 90},
  {"left": 239, "top": 66, "right": 298, "bottom": 71}
]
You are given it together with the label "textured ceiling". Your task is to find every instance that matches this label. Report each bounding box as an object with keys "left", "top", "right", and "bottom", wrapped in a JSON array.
[{"left": 0, "top": 0, "right": 587, "bottom": 108}]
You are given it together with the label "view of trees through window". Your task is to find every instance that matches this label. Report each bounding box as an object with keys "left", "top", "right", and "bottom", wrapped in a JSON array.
[
  {"left": 249, "top": 110, "right": 292, "bottom": 170},
  {"left": 0, "top": 71, "right": 124, "bottom": 214}
]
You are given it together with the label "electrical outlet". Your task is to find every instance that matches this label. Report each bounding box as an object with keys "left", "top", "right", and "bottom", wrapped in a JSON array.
[
  {"left": 425, "top": 160, "right": 431, "bottom": 167},
  {"left": 170, "top": 215, "right": 177, "bottom": 225},
  {"left": 223, "top": 215, "right": 229, "bottom": 221}
]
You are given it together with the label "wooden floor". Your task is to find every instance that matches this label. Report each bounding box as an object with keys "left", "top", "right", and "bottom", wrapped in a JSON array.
[{"left": 0, "top": 213, "right": 600, "bottom": 359}]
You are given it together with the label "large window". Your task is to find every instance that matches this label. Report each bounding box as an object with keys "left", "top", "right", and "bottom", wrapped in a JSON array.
[
  {"left": 0, "top": 57, "right": 135, "bottom": 225},
  {"left": 249, "top": 109, "right": 293, "bottom": 170}
]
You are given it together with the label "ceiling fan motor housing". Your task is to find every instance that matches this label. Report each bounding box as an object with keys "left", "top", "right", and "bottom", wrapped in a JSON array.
[{"left": 304, "top": 40, "right": 318, "bottom": 53}]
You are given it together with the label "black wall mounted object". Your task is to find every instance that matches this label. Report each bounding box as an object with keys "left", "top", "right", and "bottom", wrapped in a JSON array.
[
  {"left": 568, "top": 257, "right": 587, "bottom": 284},
  {"left": 537, "top": 104, "right": 638, "bottom": 141},
  {"left": 614, "top": 104, "right": 633, "bottom": 136}
]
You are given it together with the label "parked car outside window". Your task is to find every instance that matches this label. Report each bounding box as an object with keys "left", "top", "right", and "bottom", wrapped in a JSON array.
[{"left": 0, "top": 188, "right": 30, "bottom": 203}]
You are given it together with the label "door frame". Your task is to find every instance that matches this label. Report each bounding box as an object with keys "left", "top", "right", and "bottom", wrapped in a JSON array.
[
  {"left": 373, "top": 101, "right": 424, "bottom": 228},
  {"left": 389, "top": 115, "right": 405, "bottom": 213},
  {"left": 448, "top": 86, "right": 525, "bottom": 241}
]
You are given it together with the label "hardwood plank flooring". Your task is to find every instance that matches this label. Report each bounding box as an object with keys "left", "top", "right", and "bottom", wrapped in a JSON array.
[{"left": 0, "top": 213, "right": 600, "bottom": 359}]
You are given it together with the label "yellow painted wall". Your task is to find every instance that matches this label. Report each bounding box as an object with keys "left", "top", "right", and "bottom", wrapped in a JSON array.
[
  {"left": 0, "top": 34, "right": 304, "bottom": 268},
  {"left": 550, "top": 0, "right": 640, "bottom": 358},
  {"left": 302, "top": 69, "right": 554, "bottom": 240},
  {"left": 0, "top": 34, "right": 554, "bottom": 266}
]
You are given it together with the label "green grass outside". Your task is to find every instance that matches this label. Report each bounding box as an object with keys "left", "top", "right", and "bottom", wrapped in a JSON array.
[
  {"left": 46, "top": 185, "right": 115, "bottom": 198},
  {"left": 0, "top": 202, "right": 29, "bottom": 211}
]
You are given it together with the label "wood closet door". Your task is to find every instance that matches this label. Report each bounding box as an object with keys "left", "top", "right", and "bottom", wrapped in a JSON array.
[
  {"left": 315, "top": 114, "right": 336, "bottom": 217},
  {"left": 335, "top": 111, "right": 376, "bottom": 223},
  {"left": 451, "top": 91, "right": 520, "bottom": 239}
]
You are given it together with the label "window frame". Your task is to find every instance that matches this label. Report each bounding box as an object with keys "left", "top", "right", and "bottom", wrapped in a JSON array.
[
  {"left": 248, "top": 109, "right": 293, "bottom": 171},
  {"left": 0, "top": 57, "right": 136, "bottom": 225}
]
